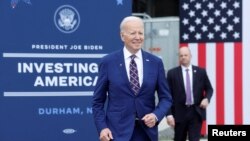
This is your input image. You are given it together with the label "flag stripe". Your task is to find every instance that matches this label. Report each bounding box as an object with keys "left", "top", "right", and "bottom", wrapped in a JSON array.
[
  {"left": 206, "top": 43, "right": 216, "bottom": 126},
  {"left": 198, "top": 43, "right": 206, "bottom": 68},
  {"left": 216, "top": 43, "right": 224, "bottom": 124},
  {"left": 234, "top": 42, "right": 243, "bottom": 124},
  {"left": 189, "top": 44, "right": 198, "bottom": 65},
  {"left": 197, "top": 43, "right": 206, "bottom": 135},
  {"left": 243, "top": 0, "right": 250, "bottom": 124},
  {"left": 224, "top": 43, "right": 234, "bottom": 124}
]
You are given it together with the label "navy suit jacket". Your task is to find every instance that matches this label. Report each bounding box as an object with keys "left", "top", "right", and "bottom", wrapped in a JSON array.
[
  {"left": 92, "top": 49, "right": 172, "bottom": 141},
  {"left": 167, "top": 65, "right": 213, "bottom": 122}
]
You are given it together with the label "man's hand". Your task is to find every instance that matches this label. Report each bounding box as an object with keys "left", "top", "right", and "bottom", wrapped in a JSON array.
[
  {"left": 200, "top": 98, "right": 209, "bottom": 109},
  {"left": 99, "top": 128, "right": 113, "bottom": 141},
  {"left": 166, "top": 115, "right": 175, "bottom": 127},
  {"left": 142, "top": 113, "right": 157, "bottom": 128}
]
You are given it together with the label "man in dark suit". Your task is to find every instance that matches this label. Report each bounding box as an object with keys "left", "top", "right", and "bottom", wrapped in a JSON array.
[
  {"left": 166, "top": 46, "right": 213, "bottom": 141},
  {"left": 92, "top": 16, "right": 172, "bottom": 141}
]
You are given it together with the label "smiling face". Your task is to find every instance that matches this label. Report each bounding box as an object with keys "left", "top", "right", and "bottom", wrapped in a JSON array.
[
  {"left": 179, "top": 47, "right": 192, "bottom": 67},
  {"left": 120, "top": 17, "right": 144, "bottom": 54}
]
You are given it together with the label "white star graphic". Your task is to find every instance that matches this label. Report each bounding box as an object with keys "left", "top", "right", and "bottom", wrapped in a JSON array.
[
  {"left": 207, "top": 32, "right": 214, "bottom": 39},
  {"left": 214, "top": 25, "right": 221, "bottom": 32},
  {"left": 208, "top": 2, "right": 214, "bottom": 9},
  {"left": 220, "top": 2, "right": 227, "bottom": 9},
  {"left": 189, "top": 10, "right": 195, "bottom": 17},
  {"left": 214, "top": 10, "right": 221, "bottom": 17},
  {"left": 195, "top": 33, "right": 201, "bottom": 40},
  {"left": 195, "top": 3, "right": 201, "bottom": 10},
  {"left": 233, "top": 17, "right": 240, "bottom": 24},
  {"left": 195, "top": 18, "right": 201, "bottom": 25},
  {"left": 182, "top": 33, "right": 189, "bottom": 40},
  {"left": 201, "top": 10, "right": 208, "bottom": 17},
  {"left": 182, "top": 18, "right": 189, "bottom": 25},
  {"left": 220, "top": 17, "right": 227, "bottom": 24},
  {"left": 201, "top": 25, "right": 208, "bottom": 32},
  {"left": 233, "top": 2, "right": 240, "bottom": 9},
  {"left": 189, "top": 25, "right": 195, "bottom": 32},
  {"left": 182, "top": 3, "right": 189, "bottom": 10},
  {"left": 233, "top": 32, "right": 240, "bottom": 39},
  {"left": 208, "top": 17, "right": 214, "bottom": 24},
  {"left": 227, "top": 24, "right": 233, "bottom": 32},
  {"left": 227, "top": 9, "right": 233, "bottom": 17},
  {"left": 220, "top": 32, "right": 227, "bottom": 39}
]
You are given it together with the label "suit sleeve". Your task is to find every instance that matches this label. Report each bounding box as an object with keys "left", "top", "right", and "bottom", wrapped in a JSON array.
[
  {"left": 166, "top": 69, "right": 174, "bottom": 116},
  {"left": 203, "top": 69, "right": 213, "bottom": 102},
  {"left": 153, "top": 60, "right": 172, "bottom": 121},
  {"left": 92, "top": 59, "right": 109, "bottom": 134}
]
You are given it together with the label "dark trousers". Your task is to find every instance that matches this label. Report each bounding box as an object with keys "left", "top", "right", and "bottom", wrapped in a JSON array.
[
  {"left": 130, "top": 120, "right": 151, "bottom": 141},
  {"left": 174, "top": 106, "right": 202, "bottom": 141}
]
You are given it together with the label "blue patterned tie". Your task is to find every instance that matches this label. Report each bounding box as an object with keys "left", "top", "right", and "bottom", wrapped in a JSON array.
[
  {"left": 130, "top": 55, "right": 140, "bottom": 95},
  {"left": 186, "top": 69, "right": 192, "bottom": 105}
]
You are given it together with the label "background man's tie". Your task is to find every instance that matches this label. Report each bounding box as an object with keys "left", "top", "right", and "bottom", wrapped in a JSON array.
[
  {"left": 186, "top": 69, "right": 192, "bottom": 105},
  {"left": 130, "top": 55, "right": 140, "bottom": 95}
]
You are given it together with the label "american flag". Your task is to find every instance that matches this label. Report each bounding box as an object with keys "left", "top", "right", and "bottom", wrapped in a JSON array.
[{"left": 180, "top": 0, "right": 250, "bottom": 134}]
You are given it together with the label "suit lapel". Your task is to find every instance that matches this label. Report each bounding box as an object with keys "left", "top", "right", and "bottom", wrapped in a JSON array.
[
  {"left": 178, "top": 66, "right": 185, "bottom": 91},
  {"left": 192, "top": 65, "right": 198, "bottom": 99},
  {"left": 140, "top": 51, "right": 150, "bottom": 95}
]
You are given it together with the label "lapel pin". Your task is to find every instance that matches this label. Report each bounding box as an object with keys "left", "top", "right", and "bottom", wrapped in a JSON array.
[{"left": 146, "top": 59, "right": 149, "bottom": 61}]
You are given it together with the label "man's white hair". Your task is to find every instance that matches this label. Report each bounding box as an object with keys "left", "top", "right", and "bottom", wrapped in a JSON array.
[{"left": 120, "top": 16, "right": 143, "bottom": 32}]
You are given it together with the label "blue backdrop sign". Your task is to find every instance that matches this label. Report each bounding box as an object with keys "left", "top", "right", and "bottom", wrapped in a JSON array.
[{"left": 0, "top": 0, "right": 131, "bottom": 141}]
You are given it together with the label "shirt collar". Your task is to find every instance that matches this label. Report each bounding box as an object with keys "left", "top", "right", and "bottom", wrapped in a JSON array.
[
  {"left": 181, "top": 65, "right": 192, "bottom": 71},
  {"left": 123, "top": 47, "right": 142, "bottom": 60}
]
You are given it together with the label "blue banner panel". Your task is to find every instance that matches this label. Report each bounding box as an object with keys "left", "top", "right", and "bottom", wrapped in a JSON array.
[{"left": 0, "top": 0, "right": 131, "bottom": 141}]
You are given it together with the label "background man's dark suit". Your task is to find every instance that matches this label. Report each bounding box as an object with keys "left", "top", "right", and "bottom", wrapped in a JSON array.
[
  {"left": 166, "top": 47, "right": 214, "bottom": 141},
  {"left": 167, "top": 65, "right": 213, "bottom": 122}
]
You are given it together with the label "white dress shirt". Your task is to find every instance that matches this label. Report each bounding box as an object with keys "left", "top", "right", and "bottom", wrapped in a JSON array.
[{"left": 123, "top": 47, "right": 143, "bottom": 87}]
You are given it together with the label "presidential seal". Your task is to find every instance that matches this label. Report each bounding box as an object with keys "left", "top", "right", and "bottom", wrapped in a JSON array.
[{"left": 54, "top": 5, "right": 80, "bottom": 34}]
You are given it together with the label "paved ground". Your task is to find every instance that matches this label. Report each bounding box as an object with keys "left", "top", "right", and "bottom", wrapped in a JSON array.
[{"left": 158, "top": 117, "right": 208, "bottom": 141}]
